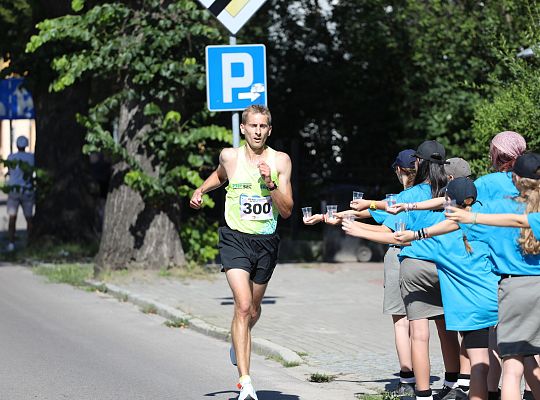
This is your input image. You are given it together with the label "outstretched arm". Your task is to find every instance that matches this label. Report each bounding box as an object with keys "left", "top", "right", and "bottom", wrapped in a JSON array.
[
  {"left": 388, "top": 197, "right": 445, "bottom": 214},
  {"left": 394, "top": 219, "right": 459, "bottom": 243},
  {"left": 342, "top": 220, "right": 398, "bottom": 244},
  {"left": 445, "top": 207, "right": 530, "bottom": 227}
]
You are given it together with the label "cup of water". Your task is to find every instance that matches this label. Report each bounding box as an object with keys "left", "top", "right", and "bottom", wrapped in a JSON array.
[
  {"left": 326, "top": 205, "right": 338, "bottom": 219},
  {"left": 444, "top": 199, "right": 457, "bottom": 213},
  {"left": 352, "top": 191, "right": 364, "bottom": 201},
  {"left": 344, "top": 214, "right": 355, "bottom": 221},
  {"left": 302, "top": 207, "right": 312, "bottom": 219},
  {"left": 395, "top": 220, "right": 406, "bottom": 232},
  {"left": 385, "top": 194, "right": 397, "bottom": 207}
]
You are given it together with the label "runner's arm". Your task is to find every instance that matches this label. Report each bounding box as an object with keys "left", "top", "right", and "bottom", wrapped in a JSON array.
[
  {"left": 189, "top": 149, "right": 230, "bottom": 209},
  {"left": 269, "top": 152, "right": 294, "bottom": 219}
]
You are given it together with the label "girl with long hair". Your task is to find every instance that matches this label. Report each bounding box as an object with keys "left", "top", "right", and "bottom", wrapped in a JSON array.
[{"left": 342, "top": 140, "right": 461, "bottom": 400}]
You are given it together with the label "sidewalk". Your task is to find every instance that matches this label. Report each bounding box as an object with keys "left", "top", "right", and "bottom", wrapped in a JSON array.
[{"left": 93, "top": 261, "right": 446, "bottom": 394}]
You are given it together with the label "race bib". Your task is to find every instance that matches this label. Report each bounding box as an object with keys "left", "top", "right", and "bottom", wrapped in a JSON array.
[{"left": 240, "top": 195, "right": 273, "bottom": 220}]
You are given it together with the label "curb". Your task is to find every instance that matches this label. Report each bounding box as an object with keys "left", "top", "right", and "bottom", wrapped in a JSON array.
[{"left": 85, "top": 280, "right": 303, "bottom": 366}]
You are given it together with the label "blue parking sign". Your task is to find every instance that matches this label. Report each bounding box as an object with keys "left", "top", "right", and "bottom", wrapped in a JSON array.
[{"left": 206, "top": 44, "right": 267, "bottom": 112}]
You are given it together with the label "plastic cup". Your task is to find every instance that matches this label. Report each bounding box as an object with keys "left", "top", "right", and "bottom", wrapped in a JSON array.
[
  {"left": 385, "top": 194, "right": 397, "bottom": 207},
  {"left": 444, "top": 199, "right": 457, "bottom": 213},
  {"left": 352, "top": 191, "right": 364, "bottom": 201},
  {"left": 302, "top": 207, "right": 312, "bottom": 219},
  {"left": 326, "top": 205, "right": 338, "bottom": 219},
  {"left": 344, "top": 214, "right": 355, "bottom": 221},
  {"left": 395, "top": 220, "right": 406, "bottom": 232}
]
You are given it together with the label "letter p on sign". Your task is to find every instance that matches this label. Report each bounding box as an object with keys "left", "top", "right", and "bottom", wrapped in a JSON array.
[{"left": 206, "top": 44, "right": 267, "bottom": 112}]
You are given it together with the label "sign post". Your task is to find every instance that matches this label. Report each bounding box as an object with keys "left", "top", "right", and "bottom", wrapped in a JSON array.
[
  {"left": 0, "top": 78, "right": 35, "bottom": 154},
  {"left": 198, "top": 0, "right": 268, "bottom": 147}
]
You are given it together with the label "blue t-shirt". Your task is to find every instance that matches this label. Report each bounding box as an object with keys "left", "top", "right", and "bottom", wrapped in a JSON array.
[
  {"left": 369, "top": 209, "right": 388, "bottom": 224},
  {"left": 400, "top": 214, "right": 498, "bottom": 331},
  {"left": 463, "top": 199, "right": 540, "bottom": 276},
  {"left": 386, "top": 183, "right": 444, "bottom": 258},
  {"left": 474, "top": 172, "right": 517, "bottom": 204},
  {"left": 383, "top": 183, "right": 435, "bottom": 231},
  {"left": 529, "top": 213, "right": 540, "bottom": 240}
]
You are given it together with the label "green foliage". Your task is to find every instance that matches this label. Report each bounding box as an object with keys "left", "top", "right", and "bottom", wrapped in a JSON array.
[
  {"left": 180, "top": 214, "right": 219, "bottom": 265},
  {"left": 0, "top": 158, "right": 52, "bottom": 199},
  {"left": 467, "top": 52, "right": 540, "bottom": 175},
  {"left": 26, "top": 0, "right": 231, "bottom": 263},
  {"left": 164, "top": 317, "right": 190, "bottom": 328},
  {"left": 308, "top": 372, "right": 335, "bottom": 383}
]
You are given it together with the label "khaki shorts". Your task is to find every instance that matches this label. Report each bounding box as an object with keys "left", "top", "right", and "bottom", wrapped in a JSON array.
[
  {"left": 383, "top": 247, "right": 406, "bottom": 316},
  {"left": 497, "top": 275, "right": 540, "bottom": 357},
  {"left": 7, "top": 191, "right": 35, "bottom": 218},
  {"left": 400, "top": 257, "right": 444, "bottom": 320}
]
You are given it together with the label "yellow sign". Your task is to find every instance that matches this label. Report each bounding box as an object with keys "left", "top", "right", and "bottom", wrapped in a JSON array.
[
  {"left": 198, "top": 0, "right": 267, "bottom": 35},
  {"left": 225, "top": 0, "right": 249, "bottom": 17}
]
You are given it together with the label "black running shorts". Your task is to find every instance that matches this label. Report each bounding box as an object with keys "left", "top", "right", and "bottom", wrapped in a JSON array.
[
  {"left": 460, "top": 327, "right": 490, "bottom": 349},
  {"left": 218, "top": 226, "right": 280, "bottom": 284}
]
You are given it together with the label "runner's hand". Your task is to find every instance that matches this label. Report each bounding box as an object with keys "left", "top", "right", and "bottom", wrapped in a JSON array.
[
  {"left": 258, "top": 161, "right": 272, "bottom": 185},
  {"left": 189, "top": 188, "right": 204, "bottom": 209}
]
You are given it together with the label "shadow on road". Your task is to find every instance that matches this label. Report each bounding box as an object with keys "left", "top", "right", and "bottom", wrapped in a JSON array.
[
  {"left": 205, "top": 389, "right": 300, "bottom": 399},
  {"left": 217, "top": 296, "right": 282, "bottom": 306}
]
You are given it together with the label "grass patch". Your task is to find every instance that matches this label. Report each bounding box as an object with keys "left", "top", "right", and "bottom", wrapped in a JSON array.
[
  {"left": 265, "top": 353, "right": 301, "bottom": 368},
  {"left": 308, "top": 372, "right": 335, "bottom": 383},
  {"left": 140, "top": 304, "right": 158, "bottom": 314},
  {"left": 356, "top": 392, "right": 400, "bottom": 400},
  {"left": 164, "top": 317, "right": 190, "bottom": 328},
  {"left": 116, "top": 292, "right": 129, "bottom": 302},
  {"left": 34, "top": 263, "right": 93, "bottom": 286},
  {"left": 296, "top": 351, "right": 309, "bottom": 357}
]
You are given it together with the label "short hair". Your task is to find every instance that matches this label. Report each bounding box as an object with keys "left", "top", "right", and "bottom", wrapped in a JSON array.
[{"left": 242, "top": 105, "right": 272, "bottom": 126}]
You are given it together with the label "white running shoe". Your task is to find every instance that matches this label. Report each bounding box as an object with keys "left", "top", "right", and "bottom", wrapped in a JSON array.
[
  {"left": 230, "top": 346, "right": 237, "bottom": 366},
  {"left": 238, "top": 381, "right": 258, "bottom": 400}
]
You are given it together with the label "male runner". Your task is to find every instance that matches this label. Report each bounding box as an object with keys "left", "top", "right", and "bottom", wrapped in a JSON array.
[{"left": 190, "top": 105, "right": 293, "bottom": 400}]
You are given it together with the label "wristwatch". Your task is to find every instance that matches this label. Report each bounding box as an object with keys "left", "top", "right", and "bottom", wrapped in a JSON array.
[
  {"left": 266, "top": 181, "right": 278, "bottom": 191},
  {"left": 369, "top": 200, "right": 377, "bottom": 210}
]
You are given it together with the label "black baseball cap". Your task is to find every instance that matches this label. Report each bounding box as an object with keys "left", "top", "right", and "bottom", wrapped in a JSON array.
[
  {"left": 414, "top": 140, "right": 447, "bottom": 165},
  {"left": 445, "top": 177, "right": 477, "bottom": 207},
  {"left": 392, "top": 149, "right": 416, "bottom": 169},
  {"left": 513, "top": 153, "right": 540, "bottom": 180}
]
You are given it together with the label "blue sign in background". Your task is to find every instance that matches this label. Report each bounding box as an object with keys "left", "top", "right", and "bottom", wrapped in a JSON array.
[
  {"left": 0, "top": 78, "right": 35, "bottom": 120},
  {"left": 206, "top": 44, "right": 267, "bottom": 112}
]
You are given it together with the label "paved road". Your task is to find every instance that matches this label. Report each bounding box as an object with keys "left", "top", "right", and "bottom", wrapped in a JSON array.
[{"left": 0, "top": 265, "right": 365, "bottom": 400}]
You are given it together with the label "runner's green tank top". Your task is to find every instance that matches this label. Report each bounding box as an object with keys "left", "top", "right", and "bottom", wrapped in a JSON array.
[{"left": 225, "top": 145, "right": 279, "bottom": 234}]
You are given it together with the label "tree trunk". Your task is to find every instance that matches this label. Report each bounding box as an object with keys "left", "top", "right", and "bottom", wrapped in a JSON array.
[{"left": 95, "top": 98, "right": 185, "bottom": 271}]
